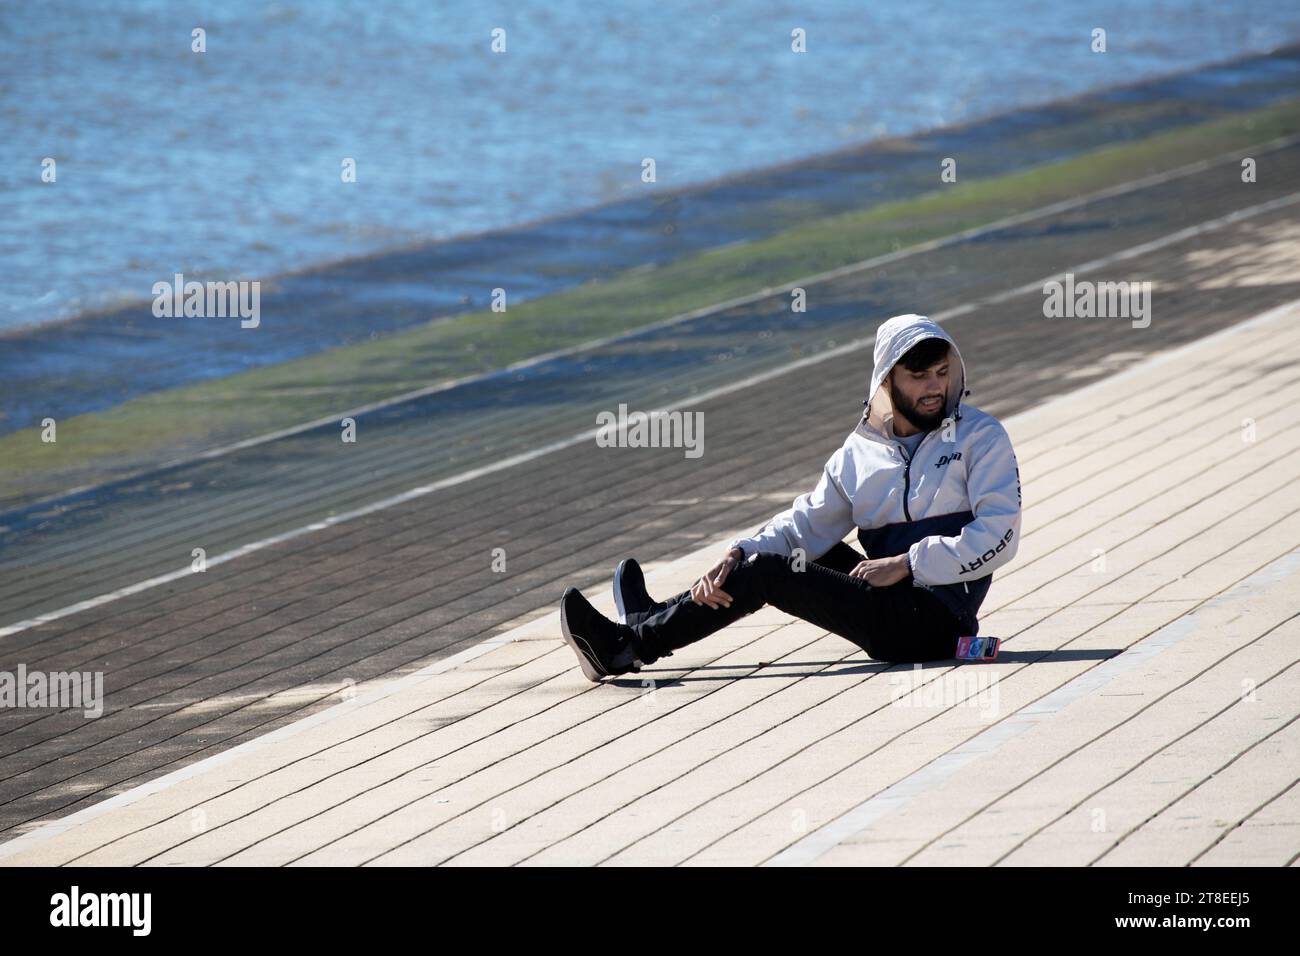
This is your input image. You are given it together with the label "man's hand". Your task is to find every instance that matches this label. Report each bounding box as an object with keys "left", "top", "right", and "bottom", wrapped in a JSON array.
[
  {"left": 692, "top": 546, "right": 744, "bottom": 609},
  {"left": 848, "top": 553, "right": 911, "bottom": 587}
]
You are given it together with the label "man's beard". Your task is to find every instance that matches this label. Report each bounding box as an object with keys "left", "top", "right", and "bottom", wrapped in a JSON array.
[{"left": 890, "top": 379, "right": 947, "bottom": 432}]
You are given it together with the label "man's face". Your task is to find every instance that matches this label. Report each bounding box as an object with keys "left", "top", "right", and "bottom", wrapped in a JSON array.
[{"left": 889, "top": 356, "right": 950, "bottom": 432}]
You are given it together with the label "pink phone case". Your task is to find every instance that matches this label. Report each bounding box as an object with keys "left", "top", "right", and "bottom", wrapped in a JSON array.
[{"left": 956, "top": 636, "right": 1000, "bottom": 661}]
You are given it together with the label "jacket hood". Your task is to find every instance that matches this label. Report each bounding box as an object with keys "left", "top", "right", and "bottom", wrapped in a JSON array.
[{"left": 861, "top": 313, "right": 968, "bottom": 438}]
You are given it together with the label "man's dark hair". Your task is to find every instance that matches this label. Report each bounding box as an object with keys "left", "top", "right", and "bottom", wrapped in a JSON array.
[{"left": 896, "top": 337, "right": 950, "bottom": 373}]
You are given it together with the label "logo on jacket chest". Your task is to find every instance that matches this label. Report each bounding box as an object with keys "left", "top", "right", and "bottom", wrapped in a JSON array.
[{"left": 933, "top": 451, "right": 963, "bottom": 469}]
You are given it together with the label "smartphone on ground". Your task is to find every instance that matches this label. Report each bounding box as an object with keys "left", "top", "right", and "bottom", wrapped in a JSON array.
[{"left": 956, "top": 635, "right": 1000, "bottom": 661}]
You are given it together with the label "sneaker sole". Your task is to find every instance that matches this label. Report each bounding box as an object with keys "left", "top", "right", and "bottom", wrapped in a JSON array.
[
  {"left": 613, "top": 559, "right": 632, "bottom": 625},
  {"left": 560, "top": 597, "right": 607, "bottom": 683},
  {"left": 614, "top": 558, "right": 659, "bottom": 627}
]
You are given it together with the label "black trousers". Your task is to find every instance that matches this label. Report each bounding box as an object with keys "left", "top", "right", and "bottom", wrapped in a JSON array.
[{"left": 626, "top": 542, "right": 965, "bottom": 666}]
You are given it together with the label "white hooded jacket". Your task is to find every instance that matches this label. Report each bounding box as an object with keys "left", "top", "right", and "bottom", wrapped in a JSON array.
[{"left": 727, "top": 314, "right": 1022, "bottom": 633}]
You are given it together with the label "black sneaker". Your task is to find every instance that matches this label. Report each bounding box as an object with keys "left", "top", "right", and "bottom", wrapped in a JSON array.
[
  {"left": 613, "top": 557, "right": 661, "bottom": 625},
  {"left": 560, "top": 587, "right": 643, "bottom": 682}
]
